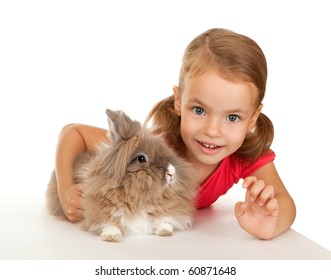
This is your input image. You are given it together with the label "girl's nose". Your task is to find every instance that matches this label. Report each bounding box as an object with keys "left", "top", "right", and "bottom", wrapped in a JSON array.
[{"left": 204, "top": 118, "right": 222, "bottom": 137}]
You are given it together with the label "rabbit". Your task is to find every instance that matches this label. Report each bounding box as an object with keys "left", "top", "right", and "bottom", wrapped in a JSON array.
[{"left": 46, "top": 109, "right": 199, "bottom": 242}]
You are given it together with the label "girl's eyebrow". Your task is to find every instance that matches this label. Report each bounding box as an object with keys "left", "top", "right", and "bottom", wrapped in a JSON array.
[
  {"left": 223, "top": 109, "right": 250, "bottom": 116},
  {"left": 187, "top": 97, "right": 208, "bottom": 108}
]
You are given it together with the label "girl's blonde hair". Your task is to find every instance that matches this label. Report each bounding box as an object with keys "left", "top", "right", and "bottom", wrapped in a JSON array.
[{"left": 146, "top": 28, "right": 274, "bottom": 161}]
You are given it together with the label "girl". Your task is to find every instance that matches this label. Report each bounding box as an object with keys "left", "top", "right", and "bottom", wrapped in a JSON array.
[{"left": 54, "top": 28, "right": 296, "bottom": 240}]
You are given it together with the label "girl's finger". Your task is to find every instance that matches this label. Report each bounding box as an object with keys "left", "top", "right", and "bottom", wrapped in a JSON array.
[
  {"left": 255, "top": 184, "right": 275, "bottom": 206},
  {"left": 245, "top": 179, "right": 265, "bottom": 202},
  {"left": 264, "top": 198, "right": 278, "bottom": 216},
  {"left": 242, "top": 176, "right": 257, "bottom": 189}
]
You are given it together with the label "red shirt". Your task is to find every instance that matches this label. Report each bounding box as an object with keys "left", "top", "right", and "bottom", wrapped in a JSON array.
[{"left": 196, "top": 150, "right": 276, "bottom": 208}]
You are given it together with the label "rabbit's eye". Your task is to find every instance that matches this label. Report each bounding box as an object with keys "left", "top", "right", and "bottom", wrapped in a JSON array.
[{"left": 133, "top": 154, "right": 147, "bottom": 163}]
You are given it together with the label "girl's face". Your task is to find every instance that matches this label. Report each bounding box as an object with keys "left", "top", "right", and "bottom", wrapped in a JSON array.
[{"left": 174, "top": 70, "right": 262, "bottom": 171}]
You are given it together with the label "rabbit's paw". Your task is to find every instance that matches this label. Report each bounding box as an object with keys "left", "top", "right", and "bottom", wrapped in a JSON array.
[
  {"left": 100, "top": 226, "right": 123, "bottom": 242},
  {"left": 154, "top": 222, "right": 174, "bottom": 237}
]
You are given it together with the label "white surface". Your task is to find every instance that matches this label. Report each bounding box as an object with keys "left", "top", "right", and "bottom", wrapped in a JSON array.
[
  {"left": 0, "top": 196, "right": 330, "bottom": 260},
  {"left": 1, "top": 0, "right": 331, "bottom": 253}
]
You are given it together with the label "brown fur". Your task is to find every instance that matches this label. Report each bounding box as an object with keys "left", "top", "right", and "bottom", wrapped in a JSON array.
[{"left": 46, "top": 109, "right": 199, "bottom": 242}]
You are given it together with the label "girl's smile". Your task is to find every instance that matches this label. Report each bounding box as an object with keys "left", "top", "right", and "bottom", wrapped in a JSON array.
[
  {"left": 174, "top": 70, "right": 262, "bottom": 175},
  {"left": 196, "top": 140, "right": 223, "bottom": 155}
]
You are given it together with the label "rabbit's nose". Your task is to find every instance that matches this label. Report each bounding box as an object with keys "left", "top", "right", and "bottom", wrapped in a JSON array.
[{"left": 166, "top": 164, "right": 176, "bottom": 185}]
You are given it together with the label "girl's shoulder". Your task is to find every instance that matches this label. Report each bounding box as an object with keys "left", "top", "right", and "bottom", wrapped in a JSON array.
[{"left": 230, "top": 149, "right": 276, "bottom": 178}]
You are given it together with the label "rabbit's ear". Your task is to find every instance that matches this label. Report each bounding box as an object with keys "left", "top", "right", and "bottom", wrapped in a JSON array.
[{"left": 105, "top": 109, "right": 141, "bottom": 142}]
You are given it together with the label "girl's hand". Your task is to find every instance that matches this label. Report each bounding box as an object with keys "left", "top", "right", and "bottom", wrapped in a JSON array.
[
  {"left": 61, "top": 183, "right": 85, "bottom": 223},
  {"left": 234, "top": 176, "right": 279, "bottom": 239}
]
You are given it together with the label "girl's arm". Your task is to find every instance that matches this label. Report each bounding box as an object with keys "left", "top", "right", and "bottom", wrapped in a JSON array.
[
  {"left": 235, "top": 162, "right": 296, "bottom": 239},
  {"left": 55, "top": 124, "right": 109, "bottom": 222}
]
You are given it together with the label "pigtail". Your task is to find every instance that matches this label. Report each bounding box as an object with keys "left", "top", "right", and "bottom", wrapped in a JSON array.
[
  {"left": 146, "top": 96, "right": 185, "bottom": 155},
  {"left": 236, "top": 112, "right": 274, "bottom": 162}
]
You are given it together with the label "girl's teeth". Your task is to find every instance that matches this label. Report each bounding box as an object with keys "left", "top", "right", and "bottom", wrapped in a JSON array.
[{"left": 200, "top": 141, "right": 219, "bottom": 149}]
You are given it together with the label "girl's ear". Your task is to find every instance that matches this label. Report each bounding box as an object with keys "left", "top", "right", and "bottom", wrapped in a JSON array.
[
  {"left": 248, "top": 104, "right": 263, "bottom": 130},
  {"left": 173, "top": 86, "right": 181, "bottom": 116}
]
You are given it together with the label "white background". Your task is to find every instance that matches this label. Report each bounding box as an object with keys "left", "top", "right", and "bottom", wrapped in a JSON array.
[{"left": 1, "top": 0, "right": 330, "bottom": 252}]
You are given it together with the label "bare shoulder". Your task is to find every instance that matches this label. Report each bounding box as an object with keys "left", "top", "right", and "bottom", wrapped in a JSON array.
[{"left": 62, "top": 123, "right": 109, "bottom": 151}]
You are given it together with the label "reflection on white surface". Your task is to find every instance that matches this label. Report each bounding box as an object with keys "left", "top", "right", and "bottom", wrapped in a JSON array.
[{"left": 0, "top": 196, "right": 330, "bottom": 260}]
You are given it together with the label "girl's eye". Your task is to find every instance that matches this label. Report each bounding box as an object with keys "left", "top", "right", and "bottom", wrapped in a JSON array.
[
  {"left": 192, "top": 106, "right": 205, "bottom": 116},
  {"left": 227, "top": 114, "right": 240, "bottom": 122}
]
